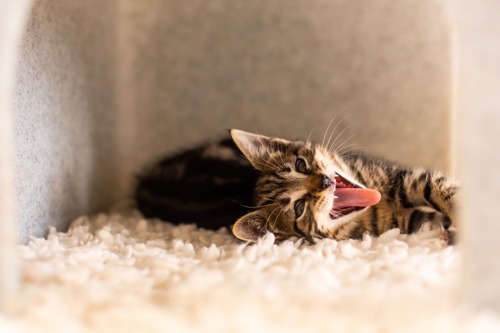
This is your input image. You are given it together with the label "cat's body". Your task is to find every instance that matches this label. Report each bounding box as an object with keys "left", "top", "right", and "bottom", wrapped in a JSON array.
[
  {"left": 135, "top": 130, "right": 457, "bottom": 242},
  {"left": 135, "top": 138, "right": 258, "bottom": 230}
]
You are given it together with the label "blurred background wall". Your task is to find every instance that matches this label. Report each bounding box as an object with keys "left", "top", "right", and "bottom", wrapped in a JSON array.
[
  {"left": 11, "top": 0, "right": 453, "bottom": 242},
  {"left": 454, "top": 0, "right": 500, "bottom": 312},
  {"left": 0, "top": 0, "right": 33, "bottom": 312},
  {"left": 13, "top": 0, "right": 121, "bottom": 243}
]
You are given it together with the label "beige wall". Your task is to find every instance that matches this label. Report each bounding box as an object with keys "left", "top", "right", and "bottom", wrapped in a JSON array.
[
  {"left": 117, "top": 0, "right": 453, "bottom": 172},
  {"left": 13, "top": 0, "right": 121, "bottom": 243},
  {"left": 455, "top": 0, "right": 500, "bottom": 312},
  {"left": 0, "top": 0, "right": 33, "bottom": 313}
]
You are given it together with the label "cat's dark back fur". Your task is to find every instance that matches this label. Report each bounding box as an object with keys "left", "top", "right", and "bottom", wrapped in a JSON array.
[{"left": 135, "top": 138, "right": 258, "bottom": 229}]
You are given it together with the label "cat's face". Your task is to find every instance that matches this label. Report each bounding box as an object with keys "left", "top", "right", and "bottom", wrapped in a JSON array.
[{"left": 230, "top": 129, "right": 380, "bottom": 242}]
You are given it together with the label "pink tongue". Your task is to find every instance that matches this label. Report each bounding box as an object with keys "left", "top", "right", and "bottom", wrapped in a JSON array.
[{"left": 334, "top": 188, "right": 381, "bottom": 209}]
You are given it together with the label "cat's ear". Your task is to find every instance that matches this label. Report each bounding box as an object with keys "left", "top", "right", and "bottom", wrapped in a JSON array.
[
  {"left": 232, "top": 210, "right": 268, "bottom": 242},
  {"left": 230, "top": 129, "right": 286, "bottom": 171}
]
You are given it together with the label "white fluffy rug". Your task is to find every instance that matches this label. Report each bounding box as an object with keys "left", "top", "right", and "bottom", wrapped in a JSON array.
[{"left": 2, "top": 210, "right": 500, "bottom": 333}]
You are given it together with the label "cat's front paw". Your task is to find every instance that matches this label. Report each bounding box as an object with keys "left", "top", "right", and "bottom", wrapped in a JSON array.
[{"left": 408, "top": 206, "right": 452, "bottom": 233}]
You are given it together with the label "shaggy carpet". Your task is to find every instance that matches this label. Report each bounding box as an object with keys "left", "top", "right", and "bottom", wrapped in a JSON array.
[{"left": 1, "top": 210, "right": 500, "bottom": 333}]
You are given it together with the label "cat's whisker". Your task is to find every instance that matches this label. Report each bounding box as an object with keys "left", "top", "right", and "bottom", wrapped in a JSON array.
[
  {"left": 337, "top": 146, "right": 365, "bottom": 157},
  {"left": 270, "top": 152, "right": 285, "bottom": 169},
  {"left": 335, "top": 141, "right": 367, "bottom": 152},
  {"left": 256, "top": 192, "right": 286, "bottom": 207},
  {"left": 251, "top": 157, "right": 277, "bottom": 170},
  {"left": 325, "top": 113, "right": 356, "bottom": 150},
  {"left": 280, "top": 145, "right": 292, "bottom": 168},
  {"left": 327, "top": 116, "right": 369, "bottom": 152},
  {"left": 260, "top": 149, "right": 280, "bottom": 169},
  {"left": 306, "top": 128, "right": 315, "bottom": 144},
  {"left": 327, "top": 120, "right": 358, "bottom": 152},
  {"left": 246, "top": 146, "right": 281, "bottom": 170},
  {"left": 336, "top": 147, "right": 362, "bottom": 157},
  {"left": 273, "top": 206, "right": 285, "bottom": 225},
  {"left": 321, "top": 107, "right": 354, "bottom": 145},
  {"left": 238, "top": 202, "right": 276, "bottom": 209},
  {"left": 338, "top": 144, "right": 374, "bottom": 157},
  {"left": 332, "top": 134, "right": 357, "bottom": 154},
  {"left": 338, "top": 149, "right": 362, "bottom": 158},
  {"left": 321, "top": 114, "right": 340, "bottom": 147},
  {"left": 277, "top": 150, "right": 287, "bottom": 169},
  {"left": 255, "top": 135, "right": 282, "bottom": 169},
  {"left": 266, "top": 204, "right": 282, "bottom": 226}
]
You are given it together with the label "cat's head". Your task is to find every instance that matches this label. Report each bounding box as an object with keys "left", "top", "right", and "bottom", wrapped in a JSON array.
[{"left": 230, "top": 129, "right": 380, "bottom": 242}]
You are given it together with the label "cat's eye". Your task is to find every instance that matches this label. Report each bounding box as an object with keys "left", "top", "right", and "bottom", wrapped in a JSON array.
[
  {"left": 295, "top": 158, "right": 307, "bottom": 173},
  {"left": 294, "top": 200, "right": 306, "bottom": 218}
]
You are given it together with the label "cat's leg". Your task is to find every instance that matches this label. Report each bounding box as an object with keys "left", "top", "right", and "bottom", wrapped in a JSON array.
[
  {"left": 389, "top": 169, "right": 458, "bottom": 229},
  {"left": 397, "top": 206, "right": 447, "bottom": 234},
  {"left": 356, "top": 204, "right": 454, "bottom": 244},
  {"left": 397, "top": 206, "right": 455, "bottom": 244}
]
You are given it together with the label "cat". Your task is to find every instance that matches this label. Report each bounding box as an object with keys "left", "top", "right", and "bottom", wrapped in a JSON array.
[{"left": 135, "top": 129, "right": 457, "bottom": 243}]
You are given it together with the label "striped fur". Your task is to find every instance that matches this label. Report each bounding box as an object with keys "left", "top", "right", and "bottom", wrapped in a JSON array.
[
  {"left": 135, "top": 130, "right": 458, "bottom": 243},
  {"left": 135, "top": 138, "right": 258, "bottom": 230}
]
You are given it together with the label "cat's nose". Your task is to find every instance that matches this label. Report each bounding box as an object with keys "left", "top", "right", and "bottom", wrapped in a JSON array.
[{"left": 318, "top": 175, "right": 334, "bottom": 190}]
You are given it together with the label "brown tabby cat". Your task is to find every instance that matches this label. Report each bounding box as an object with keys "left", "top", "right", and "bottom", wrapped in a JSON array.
[{"left": 135, "top": 129, "right": 457, "bottom": 243}]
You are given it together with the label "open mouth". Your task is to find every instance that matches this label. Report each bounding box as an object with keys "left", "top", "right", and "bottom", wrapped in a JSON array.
[{"left": 329, "top": 173, "right": 381, "bottom": 220}]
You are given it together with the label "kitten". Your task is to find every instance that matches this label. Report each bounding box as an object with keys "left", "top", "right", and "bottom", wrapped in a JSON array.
[{"left": 135, "top": 129, "right": 457, "bottom": 242}]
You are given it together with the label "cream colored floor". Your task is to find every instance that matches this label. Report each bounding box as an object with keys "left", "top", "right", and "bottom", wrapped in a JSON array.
[{"left": 1, "top": 210, "right": 499, "bottom": 333}]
